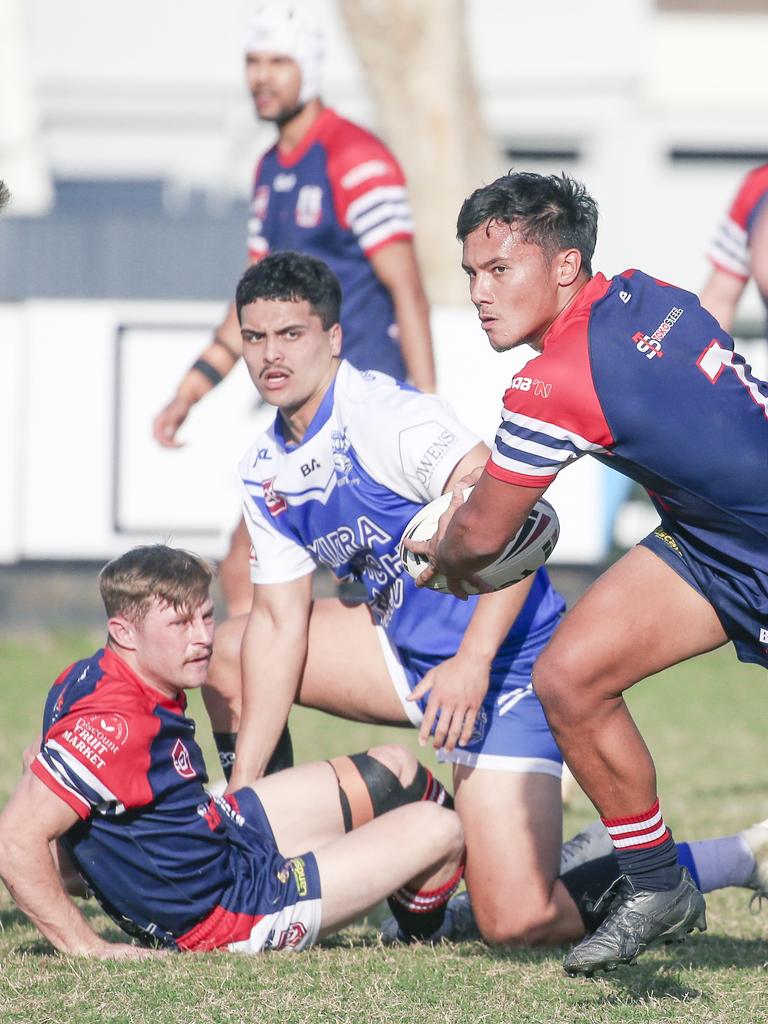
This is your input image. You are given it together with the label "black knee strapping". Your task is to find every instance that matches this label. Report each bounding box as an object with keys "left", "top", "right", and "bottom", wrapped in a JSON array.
[{"left": 328, "top": 752, "right": 452, "bottom": 833}]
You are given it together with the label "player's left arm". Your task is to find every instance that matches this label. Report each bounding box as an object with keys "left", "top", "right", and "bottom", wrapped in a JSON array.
[
  {"left": 368, "top": 239, "right": 436, "bottom": 392},
  {"left": 410, "top": 441, "right": 540, "bottom": 750},
  {"left": 411, "top": 571, "right": 537, "bottom": 751},
  {"left": 0, "top": 771, "right": 160, "bottom": 958}
]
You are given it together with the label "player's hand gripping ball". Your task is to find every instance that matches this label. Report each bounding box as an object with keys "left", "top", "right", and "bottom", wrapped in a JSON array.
[{"left": 399, "top": 487, "right": 559, "bottom": 594}]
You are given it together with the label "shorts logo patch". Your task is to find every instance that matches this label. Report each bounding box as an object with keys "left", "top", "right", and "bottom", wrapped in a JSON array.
[
  {"left": 653, "top": 527, "right": 682, "bottom": 557},
  {"left": 466, "top": 707, "right": 487, "bottom": 745},
  {"left": 759, "top": 628, "right": 768, "bottom": 645},
  {"left": 278, "top": 857, "right": 308, "bottom": 897},
  {"left": 274, "top": 922, "right": 308, "bottom": 950}
]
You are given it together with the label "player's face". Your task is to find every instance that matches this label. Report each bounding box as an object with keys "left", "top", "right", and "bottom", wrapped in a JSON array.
[
  {"left": 245, "top": 52, "right": 302, "bottom": 121},
  {"left": 462, "top": 220, "right": 565, "bottom": 353},
  {"left": 131, "top": 597, "right": 214, "bottom": 698},
  {"left": 241, "top": 297, "right": 341, "bottom": 427}
]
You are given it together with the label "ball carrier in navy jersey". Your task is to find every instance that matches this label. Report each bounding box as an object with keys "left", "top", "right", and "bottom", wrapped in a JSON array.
[
  {"left": 201, "top": 250, "right": 768, "bottom": 950},
  {"left": 0, "top": 545, "right": 464, "bottom": 957},
  {"left": 407, "top": 170, "right": 768, "bottom": 973},
  {"left": 152, "top": 2, "right": 435, "bottom": 619}
]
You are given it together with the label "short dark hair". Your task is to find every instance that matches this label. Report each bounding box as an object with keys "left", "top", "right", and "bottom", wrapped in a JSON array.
[
  {"left": 235, "top": 251, "right": 342, "bottom": 328},
  {"left": 457, "top": 171, "right": 598, "bottom": 275},
  {"left": 0, "top": 181, "right": 10, "bottom": 214},
  {"left": 99, "top": 545, "right": 213, "bottom": 624}
]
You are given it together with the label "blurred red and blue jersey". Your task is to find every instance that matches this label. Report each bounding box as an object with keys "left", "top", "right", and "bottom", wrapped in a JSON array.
[
  {"left": 31, "top": 648, "right": 284, "bottom": 948},
  {"left": 247, "top": 108, "right": 413, "bottom": 379},
  {"left": 707, "top": 164, "right": 768, "bottom": 283},
  {"left": 488, "top": 270, "right": 768, "bottom": 575}
]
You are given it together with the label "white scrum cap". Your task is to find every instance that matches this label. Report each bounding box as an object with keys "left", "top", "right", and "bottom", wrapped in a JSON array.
[{"left": 244, "top": 2, "right": 324, "bottom": 105}]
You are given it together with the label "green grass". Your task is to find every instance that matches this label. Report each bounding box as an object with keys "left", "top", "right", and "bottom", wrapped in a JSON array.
[{"left": 1, "top": 631, "right": 767, "bottom": 1023}]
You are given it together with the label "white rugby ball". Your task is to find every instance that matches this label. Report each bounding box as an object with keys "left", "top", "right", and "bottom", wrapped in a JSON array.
[{"left": 399, "top": 487, "right": 559, "bottom": 594}]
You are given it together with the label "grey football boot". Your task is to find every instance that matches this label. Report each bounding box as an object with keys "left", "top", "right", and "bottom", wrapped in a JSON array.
[{"left": 563, "top": 867, "right": 707, "bottom": 977}]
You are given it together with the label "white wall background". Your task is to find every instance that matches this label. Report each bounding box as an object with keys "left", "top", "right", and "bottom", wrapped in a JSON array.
[{"left": 2, "top": 0, "right": 767, "bottom": 564}]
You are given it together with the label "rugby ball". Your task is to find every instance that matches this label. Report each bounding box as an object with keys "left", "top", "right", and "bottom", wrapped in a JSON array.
[{"left": 399, "top": 487, "right": 559, "bottom": 594}]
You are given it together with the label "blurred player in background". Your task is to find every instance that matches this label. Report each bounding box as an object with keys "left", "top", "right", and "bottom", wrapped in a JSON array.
[
  {"left": 700, "top": 163, "right": 768, "bottom": 336},
  {"left": 152, "top": 1, "right": 435, "bottom": 619},
  {"left": 408, "top": 170, "right": 768, "bottom": 973},
  {"left": 203, "top": 251, "right": 768, "bottom": 949},
  {"left": 0, "top": 545, "right": 463, "bottom": 957},
  {"left": 0, "top": 180, "right": 9, "bottom": 213}
]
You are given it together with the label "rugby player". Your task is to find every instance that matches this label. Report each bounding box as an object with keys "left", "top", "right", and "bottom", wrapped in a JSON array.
[
  {"left": 203, "top": 250, "right": 768, "bottom": 949},
  {"left": 0, "top": 545, "right": 463, "bottom": 956},
  {"left": 407, "top": 170, "right": 768, "bottom": 972},
  {"left": 152, "top": 1, "right": 435, "bottom": 619}
]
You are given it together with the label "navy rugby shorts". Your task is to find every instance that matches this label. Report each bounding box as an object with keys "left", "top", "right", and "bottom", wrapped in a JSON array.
[
  {"left": 176, "top": 787, "right": 322, "bottom": 954},
  {"left": 641, "top": 525, "right": 768, "bottom": 670}
]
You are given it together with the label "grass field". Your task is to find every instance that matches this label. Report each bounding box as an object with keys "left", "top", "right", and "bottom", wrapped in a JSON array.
[{"left": 0, "top": 628, "right": 766, "bottom": 1024}]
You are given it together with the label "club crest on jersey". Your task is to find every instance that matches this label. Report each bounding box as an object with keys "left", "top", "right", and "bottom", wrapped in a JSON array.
[
  {"left": 331, "top": 429, "right": 359, "bottom": 487},
  {"left": 296, "top": 185, "right": 323, "bottom": 228},
  {"left": 171, "top": 739, "right": 196, "bottom": 779},
  {"left": 262, "top": 477, "right": 288, "bottom": 516}
]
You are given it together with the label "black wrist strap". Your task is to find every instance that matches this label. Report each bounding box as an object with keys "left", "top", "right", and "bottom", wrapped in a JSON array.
[{"left": 191, "top": 358, "right": 224, "bottom": 387}]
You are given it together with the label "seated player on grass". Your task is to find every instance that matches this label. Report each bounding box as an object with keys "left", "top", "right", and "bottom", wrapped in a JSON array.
[
  {"left": 0, "top": 545, "right": 463, "bottom": 958},
  {"left": 202, "top": 251, "right": 768, "bottom": 948}
]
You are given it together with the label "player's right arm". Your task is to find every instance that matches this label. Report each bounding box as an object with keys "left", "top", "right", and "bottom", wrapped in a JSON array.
[
  {"left": 699, "top": 267, "right": 745, "bottom": 333},
  {"left": 152, "top": 302, "right": 244, "bottom": 447},
  {"left": 229, "top": 573, "right": 314, "bottom": 791},
  {"left": 0, "top": 771, "right": 160, "bottom": 959}
]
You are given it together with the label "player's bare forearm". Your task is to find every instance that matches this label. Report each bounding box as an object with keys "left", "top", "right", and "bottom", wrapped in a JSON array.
[
  {"left": 233, "top": 602, "right": 310, "bottom": 788},
  {"left": 153, "top": 303, "right": 244, "bottom": 446},
  {"left": 0, "top": 774, "right": 107, "bottom": 955},
  {"left": 437, "top": 473, "right": 545, "bottom": 578},
  {"left": 457, "top": 573, "right": 536, "bottom": 662},
  {"left": 370, "top": 240, "right": 436, "bottom": 392},
  {"left": 699, "top": 268, "right": 744, "bottom": 333}
]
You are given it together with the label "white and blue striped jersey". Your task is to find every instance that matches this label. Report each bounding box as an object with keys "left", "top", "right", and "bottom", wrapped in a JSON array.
[{"left": 240, "top": 361, "right": 564, "bottom": 671}]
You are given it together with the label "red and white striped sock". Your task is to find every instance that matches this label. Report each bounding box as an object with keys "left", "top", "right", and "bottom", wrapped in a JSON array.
[
  {"left": 601, "top": 799, "right": 680, "bottom": 891},
  {"left": 601, "top": 799, "right": 670, "bottom": 852}
]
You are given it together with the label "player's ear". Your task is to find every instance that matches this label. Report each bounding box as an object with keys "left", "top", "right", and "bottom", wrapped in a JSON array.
[
  {"left": 107, "top": 615, "right": 138, "bottom": 652},
  {"left": 558, "top": 247, "right": 582, "bottom": 287},
  {"left": 329, "top": 323, "right": 342, "bottom": 357}
]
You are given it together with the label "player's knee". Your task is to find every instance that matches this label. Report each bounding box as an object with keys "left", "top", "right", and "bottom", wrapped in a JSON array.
[
  {"left": 473, "top": 899, "right": 557, "bottom": 948},
  {"left": 533, "top": 645, "right": 591, "bottom": 720},
  {"left": 327, "top": 748, "right": 451, "bottom": 832},
  {"left": 367, "top": 743, "right": 417, "bottom": 787}
]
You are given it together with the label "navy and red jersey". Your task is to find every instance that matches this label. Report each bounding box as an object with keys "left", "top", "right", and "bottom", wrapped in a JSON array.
[
  {"left": 247, "top": 108, "right": 413, "bottom": 379},
  {"left": 31, "top": 648, "right": 273, "bottom": 948},
  {"left": 488, "top": 270, "right": 768, "bottom": 575},
  {"left": 707, "top": 164, "right": 768, "bottom": 287}
]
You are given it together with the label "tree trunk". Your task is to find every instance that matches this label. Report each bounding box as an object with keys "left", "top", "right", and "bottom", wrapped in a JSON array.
[{"left": 339, "top": 0, "right": 499, "bottom": 302}]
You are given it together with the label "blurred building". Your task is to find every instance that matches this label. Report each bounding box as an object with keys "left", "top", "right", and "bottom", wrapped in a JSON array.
[{"left": 1, "top": 0, "right": 767, "bottom": 569}]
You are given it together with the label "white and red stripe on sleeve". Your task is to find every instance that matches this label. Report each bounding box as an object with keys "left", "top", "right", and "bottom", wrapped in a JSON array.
[{"left": 326, "top": 119, "right": 414, "bottom": 256}]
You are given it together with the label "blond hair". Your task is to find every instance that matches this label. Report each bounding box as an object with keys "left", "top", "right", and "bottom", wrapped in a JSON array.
[{"left": 99, "top": 545, "right": 213, "bottom": 624}]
